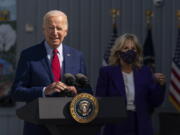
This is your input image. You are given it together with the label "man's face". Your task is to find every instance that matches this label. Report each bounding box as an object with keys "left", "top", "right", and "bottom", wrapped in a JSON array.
[{"left": 43, "top": 15, "right": 67, "bottom": 49}]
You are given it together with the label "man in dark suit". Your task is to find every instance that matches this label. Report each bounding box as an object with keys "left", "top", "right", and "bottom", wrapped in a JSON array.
[{"left": 11, "top": 10, "right": 92, "bottom": 135}]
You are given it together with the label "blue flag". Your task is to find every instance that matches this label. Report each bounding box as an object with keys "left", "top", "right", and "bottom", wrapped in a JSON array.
[
  {"left": 143, "top": 27, "right": 155, "bottom": 72},
  {"left": 103, "top": 23, "right": 118, "bottom": 66}
]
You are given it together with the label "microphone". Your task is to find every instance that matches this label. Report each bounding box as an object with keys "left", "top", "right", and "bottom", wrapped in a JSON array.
[
  {"left": 62, "top": 73, "right": 76, "bottom": 86},
  {"left": 60, "top": 73, "right": 76, "bottom": 97},
  {"left": 75, "top": 73, "right": 91, "bottom": 89}
]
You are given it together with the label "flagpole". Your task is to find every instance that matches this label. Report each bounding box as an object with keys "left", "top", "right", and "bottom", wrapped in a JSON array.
[
  {"left": 143, "top": 10, "right": 155, "bottom": 72},
  {"left": 145, "top": 10, "right": 153, "bottom": 28},
  {"left": 102, "top": 9, "right": 120, "bottom": 66},
  {"left": 168, "top": 10, "right": 180, "bottom": 112},
  {"left": 176, "top": 10, "right": 180, "bottom": 28},
  {"left": 110, "top": 8, "right": 119, "bottom": 43},
  {"left": 111, "top": 9, "right": 120, "bottom": 25}
]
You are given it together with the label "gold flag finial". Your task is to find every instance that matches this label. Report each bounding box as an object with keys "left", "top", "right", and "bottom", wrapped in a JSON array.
[
  {"left": 111, "top": 9, "right": 120, "bottom": 24},
  {"left": 145, "top": 10, "right": 153, "bottom": 27},
  {"left": 176, "top": 10, "right": 180, "bottom": 18},
  {"left": 176, "top": 10, "right": 180, "bottom": 28}
]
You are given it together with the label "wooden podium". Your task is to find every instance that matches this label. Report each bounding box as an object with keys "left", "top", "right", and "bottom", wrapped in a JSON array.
[{"left": 16, "top": 97, "right": 127, "bottom": 135}]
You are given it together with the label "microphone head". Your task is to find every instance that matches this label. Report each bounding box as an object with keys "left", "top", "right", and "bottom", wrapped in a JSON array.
[
  {"left": 75, "top": 73, "right": 89, "bottom": 86},
  {"left": 63, "top": 73, "right": 76, "bottom": 86},
  {"left": 75, "top": 73, "right": 92, "bottom": 93}
]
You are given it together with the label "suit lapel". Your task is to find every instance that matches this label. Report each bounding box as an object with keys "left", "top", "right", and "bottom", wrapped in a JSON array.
[
  {"left": 39, "top": 42, "right": 54, "bottom": 81},
  {"left": 63, "top": 45, "right": 72, "bottom": 74},
  {"left": 133, "top": 68, "right": 139, "bottom": 105},
  {"left": 111, "top": 66, "right": 139, "bottom": 105},
  {"left": 111, "top": 66, "right": 126, "bottom": 97}
]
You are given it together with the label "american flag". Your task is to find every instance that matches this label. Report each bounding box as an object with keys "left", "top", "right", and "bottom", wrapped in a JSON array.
[
  {"left": 102, "top": 22, "right": 118, "bottom": 66},
  {"left": 169, "top": 28, "right": 180, "bottom": 111}
]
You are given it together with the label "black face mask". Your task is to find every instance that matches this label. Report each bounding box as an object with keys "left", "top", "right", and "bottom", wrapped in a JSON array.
[{"left": 119, "top": 49, "right": 137, "bottom": 64}]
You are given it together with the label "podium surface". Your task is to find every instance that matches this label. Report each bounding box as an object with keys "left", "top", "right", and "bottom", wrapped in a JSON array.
[{"left": 17, "top": 97, "right": 126, "bottom": 135}]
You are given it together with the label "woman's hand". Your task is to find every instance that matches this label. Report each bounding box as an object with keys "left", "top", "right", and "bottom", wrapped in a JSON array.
[{"left": 154, "top": 73, "right": 166, "bottom": 86}]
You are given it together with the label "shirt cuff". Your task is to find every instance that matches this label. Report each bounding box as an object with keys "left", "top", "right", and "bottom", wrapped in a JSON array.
[{"left": 42, "top": 87, "right": 46, "bottom": 97}]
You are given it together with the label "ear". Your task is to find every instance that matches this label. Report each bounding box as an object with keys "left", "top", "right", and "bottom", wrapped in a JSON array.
[{"left": 64, "top": 29, "right": 68, "bottom": 37}]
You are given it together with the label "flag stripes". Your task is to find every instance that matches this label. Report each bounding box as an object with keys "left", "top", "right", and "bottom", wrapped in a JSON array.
[{"left": 169, "top": 28, "right": 180, "bottom": 111}]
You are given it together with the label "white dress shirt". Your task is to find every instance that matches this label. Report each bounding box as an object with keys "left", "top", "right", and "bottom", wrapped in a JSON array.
[
  {"left": 44, "top": 41, "right": 64, "bottom": 70},
  {"left": 42, "top": 42, "right": 64, "bottom": 97},
  {"left": 122, "top": 71, "right": 136, "bottom": 111}
]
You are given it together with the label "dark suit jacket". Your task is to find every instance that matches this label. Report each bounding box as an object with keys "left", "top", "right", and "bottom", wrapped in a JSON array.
[
  {"left": 11, "top": 41, "right": 91, "bottom": 135},
  {"left": 96, "top": 65, "right": 165, "bottom": 135}
]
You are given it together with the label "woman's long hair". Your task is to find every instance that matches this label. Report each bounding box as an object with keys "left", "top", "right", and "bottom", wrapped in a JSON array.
[{"left": 109, "top": 33, "right": 143, "bottom": 68}]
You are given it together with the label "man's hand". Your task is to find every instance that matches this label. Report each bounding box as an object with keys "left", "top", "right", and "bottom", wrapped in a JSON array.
[
  {"left": 44, "top": 82, "right": 77, "bottom": 96},
  {"left": 66, "top": 86, "right": 77, "bottom": 95},
  {"left": 44, "top": 82, "right": 67, "bottom": 96}
]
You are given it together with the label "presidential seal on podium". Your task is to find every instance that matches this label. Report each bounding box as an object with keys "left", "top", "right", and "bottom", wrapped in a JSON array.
[{"left": 70, "top": 93, "right": 99, "bottom": 123}]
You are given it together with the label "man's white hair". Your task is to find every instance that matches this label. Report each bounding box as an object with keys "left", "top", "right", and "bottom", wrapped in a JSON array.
[{"left": 43, "top": 10, "right": 68, "bottom": 30}]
